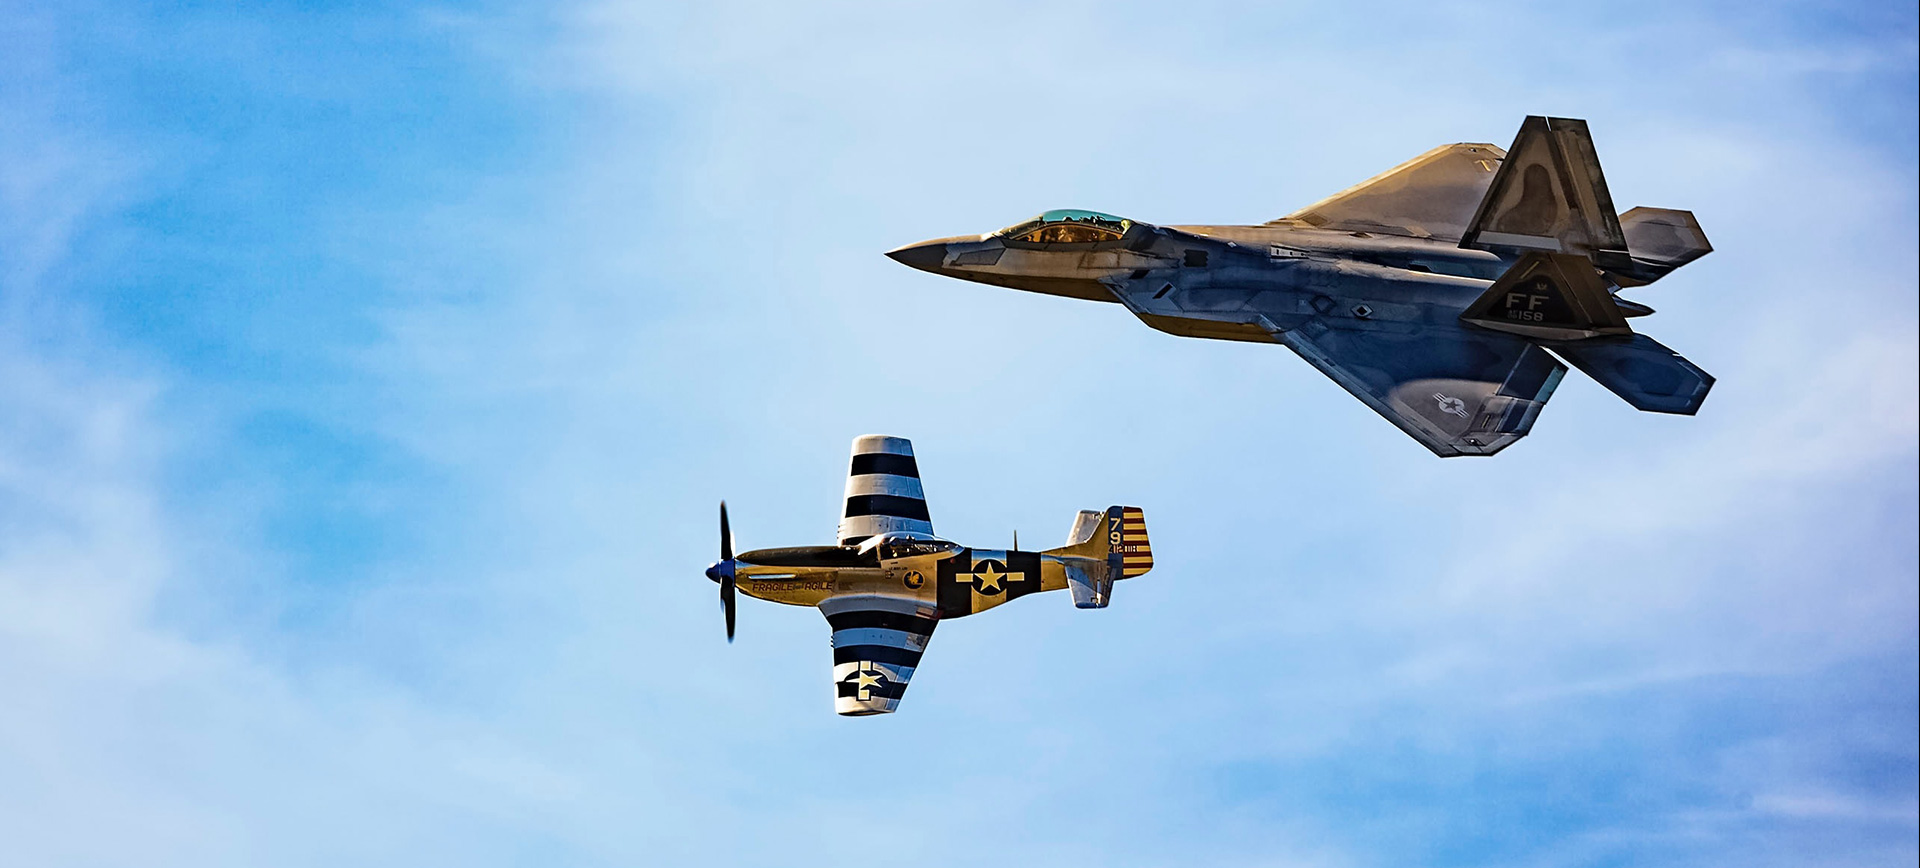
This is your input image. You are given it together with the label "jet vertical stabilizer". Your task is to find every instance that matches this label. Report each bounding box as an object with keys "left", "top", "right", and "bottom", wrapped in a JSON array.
[
  {"left": 1462, "top": 116, "right": 1632, "bottom": 270},
  {"left": 1463, "top": 252, "right": 1714, "bottom": 415},
  {"left": 1461, "top": 251, "right": 1634, "bottom": 341}
]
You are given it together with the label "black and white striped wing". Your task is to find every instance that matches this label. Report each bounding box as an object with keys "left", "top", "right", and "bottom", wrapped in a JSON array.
[
  {"left": 837, "top": 435, "right": 932, "bottom": 546},
  {"left": 822, "top": 595, "right": 938, "bottom": 716}
]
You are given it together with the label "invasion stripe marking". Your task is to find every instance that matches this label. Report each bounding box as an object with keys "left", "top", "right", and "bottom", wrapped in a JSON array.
[
  {"left": 825, "top": 610, "right": 939, "bottom": 634},
  {"left": 831, "top": 627, "right": 927, "bottom": 649},
  {"left": 850, "top": 453, "right": 920, "bottom": 478},
  {"left": 843, "top": 473, "right": 926, "bottom": 499},
  {"left": 832, "top": 644, "right": 924, "bottom": 667},
  {"left": 843, "top": 494, "right": 931, "bottom": 521},
  {"left": 836, "top": 678, "right": 908, "bottom": 701}
]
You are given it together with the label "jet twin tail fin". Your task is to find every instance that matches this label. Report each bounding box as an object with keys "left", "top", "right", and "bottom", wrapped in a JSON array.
[
  {"left": 1464, "top": 116, "right": 1712, "bottom": 285},
  {"left": 1460, "top": 251, "right": 1633, "bottom": 342},
  {"left": 1458, "top": 117, "right": 1716, "bottom": 416},
  {"left": 1462, "top": 116, "right": 1632, "bottom": 269},
  {"left": 1462, "top": 251, "right": 1714, "bottom": 415}
]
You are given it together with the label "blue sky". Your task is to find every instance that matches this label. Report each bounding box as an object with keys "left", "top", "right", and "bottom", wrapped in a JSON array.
[{"left": 1, "top": 2, "right": 1915, "bottom": 865}]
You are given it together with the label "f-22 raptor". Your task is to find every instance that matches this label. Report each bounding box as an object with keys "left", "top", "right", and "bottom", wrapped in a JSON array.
[
  {"left": 889, "top": 116, "right": 1714, "bottom": 457},
  {"left": 708, "top": 435, "right": 1151, "bottom": 715}
]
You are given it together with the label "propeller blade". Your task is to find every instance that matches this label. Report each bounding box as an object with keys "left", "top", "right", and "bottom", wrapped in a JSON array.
[
  {"left": 719, "top": 500, "right": 736, "bottom": 642},
  {"left": 722, "top": 576, "right": 736, "bottom": 642}
]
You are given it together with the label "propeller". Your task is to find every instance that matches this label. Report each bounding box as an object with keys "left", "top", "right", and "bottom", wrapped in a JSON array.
[{"left": 705, "top": 501, "right": 737, "bottom": 642}]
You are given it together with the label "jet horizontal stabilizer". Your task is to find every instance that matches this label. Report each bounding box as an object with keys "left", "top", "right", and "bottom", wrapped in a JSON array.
[
  {"left": 1608, "top": 207, "right": 1714, "bottom": 287},
  {"left": 1548, "top": 334, "right": 1714, "bottom": 415}
]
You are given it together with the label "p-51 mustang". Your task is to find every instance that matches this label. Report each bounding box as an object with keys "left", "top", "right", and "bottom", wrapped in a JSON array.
[
  {"left": 706, "top": 435, "right": 1151, "bottom": 716},
  {"left": 888, "top": 116, "right": 1714, "bottom": 457}
]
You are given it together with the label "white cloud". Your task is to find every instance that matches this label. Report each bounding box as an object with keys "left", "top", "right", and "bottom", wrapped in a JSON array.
[{"left": 1, "top": 2, "right": 1914, "bottom": 866}]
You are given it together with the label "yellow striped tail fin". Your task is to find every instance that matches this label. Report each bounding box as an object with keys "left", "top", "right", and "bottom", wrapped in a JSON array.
[
  {"left": 1052, "top": 506, "right": 1153, "bottom": 576},
  {"left": 1109, "top": 506, "right": 1153, "bottom": 578},
  {"left": 1050, "top": 506, "right": 1152, "bottom": 609}
]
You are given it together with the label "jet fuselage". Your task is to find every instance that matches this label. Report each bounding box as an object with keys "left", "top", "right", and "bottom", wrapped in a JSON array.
[{"left": 888, "top": 219, "right": 1531, "bottom": 346}]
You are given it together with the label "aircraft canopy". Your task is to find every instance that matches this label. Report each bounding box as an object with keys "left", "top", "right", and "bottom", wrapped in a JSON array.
[{"left": 1000, "top": 209, "right": 1132, "bottom": 243}]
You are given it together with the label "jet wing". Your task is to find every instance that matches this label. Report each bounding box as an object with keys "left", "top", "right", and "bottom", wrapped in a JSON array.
[
  {"left": 1275, "top": 319, "right": 1567, "bottom": 457},
  {"left": 821, "top": 595, "right": 938, "bottom": 716},
  {"left": 1270, "top": 142, "right": 1506, "bottom": 242}
]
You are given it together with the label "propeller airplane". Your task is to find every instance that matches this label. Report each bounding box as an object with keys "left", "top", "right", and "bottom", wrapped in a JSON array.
[{"left": 708, "top": 435, "right": 1152, "bottom": 715}]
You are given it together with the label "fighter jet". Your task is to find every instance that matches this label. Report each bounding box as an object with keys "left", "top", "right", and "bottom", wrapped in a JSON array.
[
  {"left": 707, "top": 435, "right": 1151, "bottom": 715},
  {"left": 888, "top": 116, "right": 1714, "bottom": 457}
]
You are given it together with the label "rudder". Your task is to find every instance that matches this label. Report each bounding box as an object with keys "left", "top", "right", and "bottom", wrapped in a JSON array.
[
  {"left": 1460, "top": 251, "right": 1634, "bottom": 341},
  {"left": 1110, "top": 507, "right": 1153, "bottom": 578},
  {"left": 1052, "top": 506, "right": 1152, "bottom": 609}
]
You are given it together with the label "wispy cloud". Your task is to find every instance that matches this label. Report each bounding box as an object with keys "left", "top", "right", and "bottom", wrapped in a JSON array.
[{"left": 0, "top": 2, "right": 1913, "bottom": 866}]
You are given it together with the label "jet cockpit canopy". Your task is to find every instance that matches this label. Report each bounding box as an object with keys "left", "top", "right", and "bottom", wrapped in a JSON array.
[
  {"left": 858, "top": 531, "right": 960, "bottom": 561},
  {"left": 998, "top": 209, "right": 1133, "bottom": 244}
]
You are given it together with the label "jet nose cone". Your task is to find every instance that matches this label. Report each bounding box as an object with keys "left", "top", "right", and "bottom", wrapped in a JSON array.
[{"left": 885, "top": 240, "right": 950, "bottom": 273}]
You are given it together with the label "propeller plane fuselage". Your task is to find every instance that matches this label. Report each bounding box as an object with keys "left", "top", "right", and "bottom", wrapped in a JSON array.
[{"left": 728, "top": 543, "right": 1058, "bottom": 612}]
